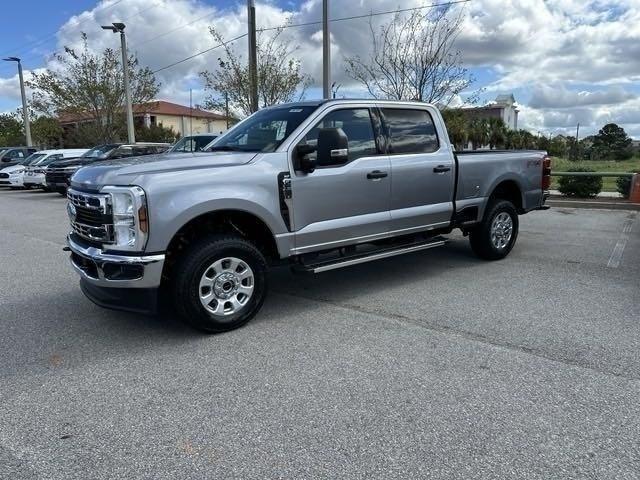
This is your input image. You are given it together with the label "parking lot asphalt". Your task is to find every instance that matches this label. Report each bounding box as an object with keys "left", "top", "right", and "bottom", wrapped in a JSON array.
[{"left": 1, "top": 188, "right": 639, "bottom": 480}]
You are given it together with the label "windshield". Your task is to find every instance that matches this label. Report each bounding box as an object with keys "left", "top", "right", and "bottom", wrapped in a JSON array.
[
  {"left": 80, "top": 144, "right": 120, "bottom": 159},
  {"left": 22, "top": 153, "right": 47, "bottom": 165},
  {"left": 170, "top": 135, "right": 217, "bottom": 153},
  {"left": 211, "top": 106, "right": 317, "bottom": 153}
]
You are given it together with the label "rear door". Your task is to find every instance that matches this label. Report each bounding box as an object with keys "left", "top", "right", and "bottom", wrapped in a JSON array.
[
  {"left": 381, "top": 106, "right": 455, "bottom": 231},
  {"left": 289, "top": 106, "right": 391, "bottom": 253}
]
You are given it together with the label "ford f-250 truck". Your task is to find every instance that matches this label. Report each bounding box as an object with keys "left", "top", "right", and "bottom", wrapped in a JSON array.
[{"left": 65, "top": 100, "right": 551, "bottom": 333}]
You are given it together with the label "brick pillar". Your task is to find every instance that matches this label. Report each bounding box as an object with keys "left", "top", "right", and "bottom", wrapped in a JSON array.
[{"left": 629, "top": 173, "right": 640, "bottom": 203}]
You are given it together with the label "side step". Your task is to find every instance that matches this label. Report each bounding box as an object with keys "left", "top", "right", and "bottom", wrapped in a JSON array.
[{"left": 295, "top": 237, "right": 448, "bottom": 274}]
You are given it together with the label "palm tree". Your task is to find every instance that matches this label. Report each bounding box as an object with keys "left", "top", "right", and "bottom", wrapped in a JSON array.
[
  {"left": 487, "top": 118, "right": 507, "bottom": 149},
  {"left": 468, "top": 118, "right": 489, "bottom": 150},
  {"left": 441, "top": 109, "right": 468, "bottom": 150}
]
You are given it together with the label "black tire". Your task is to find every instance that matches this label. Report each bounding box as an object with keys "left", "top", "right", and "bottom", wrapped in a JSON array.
[
  {"left": 469, "top": 199, "right": 519, "bottom": 260},
  {"left": 171, "top": 234, "right": 268, "bottom": 333}
]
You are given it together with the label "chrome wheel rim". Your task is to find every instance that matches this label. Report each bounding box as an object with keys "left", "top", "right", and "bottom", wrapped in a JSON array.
[
  {"left": 198, "top": 257, "right": 255, "bottom": 319},
  {"left": 490, "top": 212, "right": 513, "bottom": 250}
]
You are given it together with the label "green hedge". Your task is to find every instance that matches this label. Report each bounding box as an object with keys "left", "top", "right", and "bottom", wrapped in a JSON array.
[
  {"left": 616, "top": 171, "right": 639, "bottom": 198},
  {"left": 557, "top": 168, "right": 603, "bottom": 198}
]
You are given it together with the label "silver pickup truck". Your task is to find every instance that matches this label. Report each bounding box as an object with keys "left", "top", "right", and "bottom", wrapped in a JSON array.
[{"left": 65, "top": 99, "right": 551, "bottom": 332}]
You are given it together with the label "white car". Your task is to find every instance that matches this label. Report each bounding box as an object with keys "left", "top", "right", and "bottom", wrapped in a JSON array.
[
  {"left": 21, "top": 149, "right": 89, "bottom": 189},
  {"left": 0, "top": 153, "right": 46, "bottom": 188}
]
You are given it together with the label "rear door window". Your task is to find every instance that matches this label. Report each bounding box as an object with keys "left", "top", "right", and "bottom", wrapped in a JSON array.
[{"left": 381, "top": 109, "right": 439, "bottom": 154}]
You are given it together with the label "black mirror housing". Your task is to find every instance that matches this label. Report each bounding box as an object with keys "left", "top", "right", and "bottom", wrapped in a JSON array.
[
  {"left": 317, "top": 128, "right": 349, "bottom": 166},
  {"left": 294, "top": 143, "right": 317, "bottom": 173}
]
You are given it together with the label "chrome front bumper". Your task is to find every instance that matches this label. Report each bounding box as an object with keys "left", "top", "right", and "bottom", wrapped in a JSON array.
[{"left": 67, "top": 235, "right": 165, "bottom": 288}]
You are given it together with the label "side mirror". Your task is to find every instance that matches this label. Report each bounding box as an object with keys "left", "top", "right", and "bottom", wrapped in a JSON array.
[
  {"left": 294, "top": 143, "right": 317, "bottom": 173},
  {"left": 317, "top": 128, "right": 349, "bottom": 166}
]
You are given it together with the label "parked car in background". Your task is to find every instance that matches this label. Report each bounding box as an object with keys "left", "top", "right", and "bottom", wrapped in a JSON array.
[
  {"left": 64, "top": 99, "right": 551, "bottom": 333},
  {"left": 22, "top": 149, "right": 89, "bottom": 189},
  {"left": 168, "top": 133, "right": 218, "bottom": 153},
  {"left": 0, "top": 152, "right": 46, "bottom": 188},
  {"left": 46, "top": 143, "right": 170, "bottom": 194},
  {"left": 0, "top": 147, "right": 38, "bottom": 169}
]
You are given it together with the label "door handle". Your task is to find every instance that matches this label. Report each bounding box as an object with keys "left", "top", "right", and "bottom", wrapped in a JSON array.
[
  {"left": 433, "top": 165, "right": 451, "bottom": 173},
  {"left": 367, "top": 170, "right": 388, "bottom": 180}
]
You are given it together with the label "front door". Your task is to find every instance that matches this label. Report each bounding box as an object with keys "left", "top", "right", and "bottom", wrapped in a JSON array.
[
  {"left": 289, "top": 107, "right": 391, "bottom": 254},
  {"left": 381, "top": 107, "right": 455, "bottom": 231}
]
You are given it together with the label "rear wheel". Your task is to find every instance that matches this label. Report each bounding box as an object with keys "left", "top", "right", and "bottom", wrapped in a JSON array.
[
  {"left": 469, "top": 200, "right": 519, "bottom": 260},
  {"left": 171, "top": 234, "right": 268, "bottom": 333}
]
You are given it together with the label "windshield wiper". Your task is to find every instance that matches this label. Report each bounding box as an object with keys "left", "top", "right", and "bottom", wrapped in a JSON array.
[{"left": 208, "top": 145, "right": 245, "bottom": 152}]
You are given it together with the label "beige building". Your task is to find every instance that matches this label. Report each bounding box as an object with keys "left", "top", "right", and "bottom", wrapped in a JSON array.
[
  {"left": 59, "top": 100, "right": 231, "bottom": 138},
  {"left": 133, "top": 101, "right": 230, "bottom": 136},
  {"left": 460, "top": 94, "right": 520, "bottom": 130}
]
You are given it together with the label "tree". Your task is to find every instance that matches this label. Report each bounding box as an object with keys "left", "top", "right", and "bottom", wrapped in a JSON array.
[
  {"left": 440, "top": 109, "right": 468, "bottom": 150},
  {"left": 135, "top": 124, "right": 178, "bottom": 143},
  {"left": 0, "top": 114, "right": 24, "bottom": 145},
  {"left": 487, "top": 118, "right": 507, "bottom": 149},
  {"left": 27, "top": 33, "right": 159, "bottom": 143},
  {"left": 201, "top": 26, "right": 311, "bottom": 117},
  {"left": 468, "top": 118, "right": 489, "bottom": 150},
  {"left": 31, "top": 116, "right": 63, "bottom": 149},
  {"left": 345, "top": 6, "right": 473, "bottom": 106},
  {"left": 591, "top": 123, "right": 633, "bottom": 160}
]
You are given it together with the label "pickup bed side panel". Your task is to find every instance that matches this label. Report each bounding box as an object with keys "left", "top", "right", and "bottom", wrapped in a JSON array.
[
  {"left": 139, "top": 154, "right": 294, "bottom": 256},
  {"left": 455, "top": 150, "right": 545, "bottom": 221}
]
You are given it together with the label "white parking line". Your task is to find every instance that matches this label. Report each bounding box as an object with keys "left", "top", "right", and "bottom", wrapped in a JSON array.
[{"left": 607, "top": 214, "right": 636, "bottom": 268}]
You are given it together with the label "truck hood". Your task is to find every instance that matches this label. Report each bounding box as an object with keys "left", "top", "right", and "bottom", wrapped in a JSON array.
[{"left": 70, "top": 151, "right": 258, "bottom": 190}]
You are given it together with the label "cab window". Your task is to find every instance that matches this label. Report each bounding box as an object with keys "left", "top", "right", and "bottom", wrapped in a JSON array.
[
  {"left": 302, "top": 108, "right": 378, "bottom": 163},
  {"left": 381, "top": 108, "right": 439, "bottom": 154}
]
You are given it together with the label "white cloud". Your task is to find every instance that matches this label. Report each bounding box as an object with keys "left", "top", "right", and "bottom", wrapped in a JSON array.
[{"left": 0, "top": 0, "right": 639, "bottom": 138}]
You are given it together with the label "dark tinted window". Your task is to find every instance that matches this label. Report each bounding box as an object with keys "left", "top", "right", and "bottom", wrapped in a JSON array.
[
  {"left": 382, "top": 109, "right": 439, "bottom": 154},
  {"left": 303, "top": 108, "right": 377, "bottom": 162}
]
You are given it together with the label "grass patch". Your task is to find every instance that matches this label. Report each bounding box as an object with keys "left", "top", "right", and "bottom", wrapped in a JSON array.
[{"left": 550, "top": 156, "right": 640, "bottom": 192}]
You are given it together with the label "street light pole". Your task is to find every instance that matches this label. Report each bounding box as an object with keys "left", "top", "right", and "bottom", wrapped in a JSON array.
[
  {"left": 3, "top": 57, "right": 32, "bottom": 146},
  {"left": 247, "top": 0, "right": 258, "bottom": 113},
  {"left": 102, "top": 22, "right": 135, "bottom": 143},
  {"left": 322, "top": 0, "right": 331, "bottom": 99}
]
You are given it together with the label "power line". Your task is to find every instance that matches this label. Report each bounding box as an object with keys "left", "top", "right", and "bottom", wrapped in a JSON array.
[
  {"left": 258, "top": 0, "right": 471, "bottom": 32},
  {"left": 0, "top": 0, "right": 126, "bottom": 59},
  {"left": 137, "top": 9, "right": 219, "bottom": 46},
  {"left": 150, "top": 0, "right": 471, "bottom": 74},
  {"left": 0, "top": 0, "right": 161, "bottom": 73},
  {"left": 151, "top": 33, "right": 248, "bottom": 74}
]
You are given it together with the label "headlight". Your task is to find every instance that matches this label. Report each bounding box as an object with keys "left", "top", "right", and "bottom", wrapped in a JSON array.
[
  {"left": 63, "top": 166, "right": 80, "bottom": 172},
  {"left": 11, "top": 167, "right": 25, "bottom": 174},
  {"left": 101, "top": 186, "right": 149, "bottom": 252}
]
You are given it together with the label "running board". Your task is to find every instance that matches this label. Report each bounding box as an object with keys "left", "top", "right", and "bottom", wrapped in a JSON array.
[{"left": 296, "top": 237, "right": 448, "bottom": 274}]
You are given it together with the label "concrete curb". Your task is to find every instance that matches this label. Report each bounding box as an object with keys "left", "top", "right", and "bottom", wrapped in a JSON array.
[{"left": 547, "top": 198, "right": 640, "bottom": 211}]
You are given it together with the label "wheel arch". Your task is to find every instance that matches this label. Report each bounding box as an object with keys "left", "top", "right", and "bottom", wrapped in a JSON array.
[
  {"left": 487, "top": 177, "right": 525, "bottom": 213},
  {"left": 161, "top": 209, "right": 281, "bottom": 282}
]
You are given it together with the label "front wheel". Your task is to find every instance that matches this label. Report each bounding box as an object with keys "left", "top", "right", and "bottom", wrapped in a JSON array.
[
  {"left": 469, "top": 200, "right": 519, "bottom": 260},
  {"left": 171, "top": 234, "right": 268, "bottom": 333}
]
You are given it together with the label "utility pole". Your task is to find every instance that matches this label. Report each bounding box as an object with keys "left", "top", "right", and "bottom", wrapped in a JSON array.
[
  {"left": 574, "top": 122, "right": 580, "bottom": 161},
  {"left": 322, "top": 0, "right": 331, "bottom": 99},
  {"left": 247, "top": 0, "right": 259, "bottom": 113},
  {"left": 3, "top": 57, "right": 32, "bottom": 146},
  {"left": 225, "top": 92, "right": 230, "bottom": 130},
  {"left": 102, "top": 22, "right": 135, "bottom": 143},
  {"left": 189, "top": 88, "right": 193, "bottom": 137}
]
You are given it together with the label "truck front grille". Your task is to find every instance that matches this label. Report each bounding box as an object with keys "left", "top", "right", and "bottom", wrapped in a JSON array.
[
  {"left": 46, "top": 167, "right": 70, "bottom": 185},
  {"left": 67, "top": 189, "right": 114, "bottom": 244}
]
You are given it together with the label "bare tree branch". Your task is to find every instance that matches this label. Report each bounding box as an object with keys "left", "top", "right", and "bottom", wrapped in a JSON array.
[{"left": 345, "top": 6, "right": 473, "bottom": 106}]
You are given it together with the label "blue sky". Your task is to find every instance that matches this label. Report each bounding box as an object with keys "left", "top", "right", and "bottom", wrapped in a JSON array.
[{"left": 1, "top": 0, "right": 639, "bottom": 138}]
